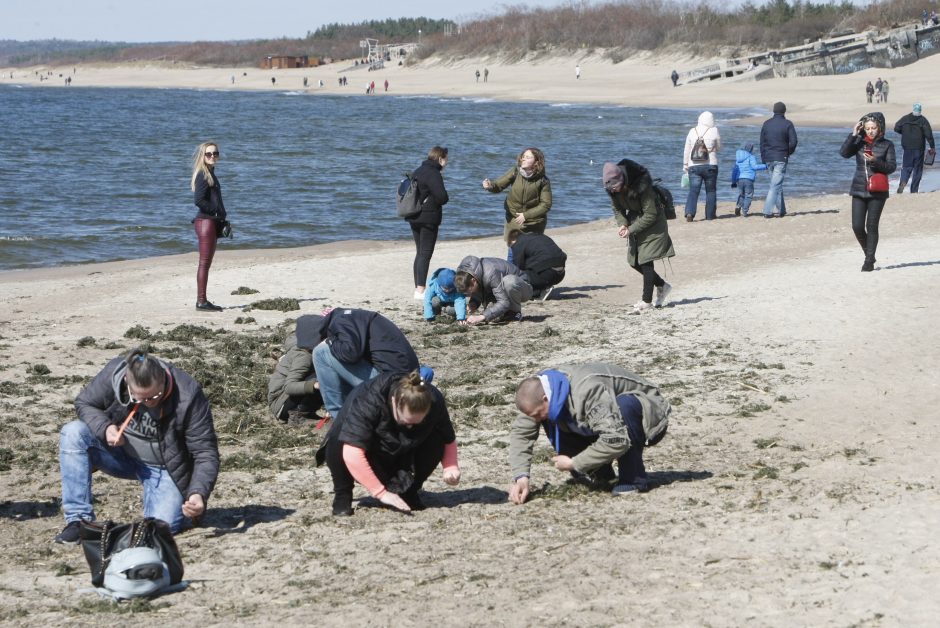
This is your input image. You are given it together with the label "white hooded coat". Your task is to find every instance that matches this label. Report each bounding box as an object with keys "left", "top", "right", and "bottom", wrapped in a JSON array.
[{"left": 684, "top": 111, "right": 721, "bottom": 168}]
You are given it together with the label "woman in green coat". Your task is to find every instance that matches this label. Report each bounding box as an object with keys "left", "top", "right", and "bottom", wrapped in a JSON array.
[
  {"left": 482, "top": 147, "right": 553, "bottom": 244},
  {"left": 603, "top": 159, "right": 675, "bottom": 313}
]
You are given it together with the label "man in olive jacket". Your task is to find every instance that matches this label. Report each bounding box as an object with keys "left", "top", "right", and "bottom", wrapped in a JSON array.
[
  {"left": 55, "top": 349, "right": 219, "bottom": 543},
  {"left": 509, "top": 362, "right": 670, "bottom": 504}
]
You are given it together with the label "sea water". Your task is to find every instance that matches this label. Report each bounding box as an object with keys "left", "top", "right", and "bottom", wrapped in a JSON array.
[{"left": 0, "top": 85, "right": 871, "bottom": 271}]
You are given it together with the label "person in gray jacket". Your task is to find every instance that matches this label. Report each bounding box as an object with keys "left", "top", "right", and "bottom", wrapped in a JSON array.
[
  {"left": 509, "top": 362, "right": 670, "bottom": 503},
  {"left": 55, "top": 348, "right": 219, "bottom": 544},
  {"left": 454, "top": 254, "right": 533, "bottom": 325},
  {"left": 267, "top": 314, "right": 324, "bottom": 426}
]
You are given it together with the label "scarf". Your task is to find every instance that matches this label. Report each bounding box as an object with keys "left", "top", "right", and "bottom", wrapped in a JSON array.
[{"left": 519, "top": 167, "right": 534, "bottom": 179}]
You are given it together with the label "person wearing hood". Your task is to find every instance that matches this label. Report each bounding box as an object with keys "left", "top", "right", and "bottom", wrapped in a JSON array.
[
  {"left": 267, "top": 314, "right": 324, "bottom": 426},
  {"left": 55, "top": 348, "right": 220, "bottom": 544},
  {"left": 454, "top": 255, "right": 533, "bottom": 324},
  {"left": 893, "top": 103, "right": 935, "bottom": 193},
  {"left": 759, "top": 102, "right": 798, "bottom": 218},
  {"left": 732, "top": 144, "right": 768, "bottom": 217},
  {"left": 603, "top": 159, "right": 675, "bottom": 312},
  {"left": 508, "top": 362, "right": 671, "bottom": 503},
  {"left": 406, "top": 146, "right": 449, "bottom": 301},
  {"left": 482, "top": 147, "right": 553, "bottom": 246},
  {"left": 682, "top": 111, "right": 721, "bottom": 221},
  {"left": 839, "top": 112, "right": 897, "bottom": 272},
  {"left": 423, "top": 267, "right": 467, "bottom": 322}
]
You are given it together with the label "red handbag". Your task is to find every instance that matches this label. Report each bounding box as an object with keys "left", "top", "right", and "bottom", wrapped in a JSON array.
[{"left": 865, "top": 160, "right": 889, "bottom": 193}]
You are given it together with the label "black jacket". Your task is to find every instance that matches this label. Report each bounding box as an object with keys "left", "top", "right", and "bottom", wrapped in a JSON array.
[
  {"left": 334, "top": 372, "right": 455, "bottom": 457},
  {"left": 760, "top": 114, "right": 798, "bottom": 163},
  {"left": 319, "top": 308, "right": 419, "bottom": 374},
  {"left": 193, "top": 169, "right": 226, "bottom": 222},
  {"left": 510, "top": 232, "right": 567, "bottom": 275},
  {"left": 75, "top": 357, "right": 220, "bottom": 504},
  {"left": 408, "top": 159, "right": 449, "bottom": 226},
  {"left": 839, "top": 133, "right": 897, "bottom": 199},
  {"left": 893, "top": 113, "right": 935, "bottom": 151}
]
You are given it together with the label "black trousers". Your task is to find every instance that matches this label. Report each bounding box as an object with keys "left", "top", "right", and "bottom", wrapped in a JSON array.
[
  {"left": 525, "top": 267, "right": 566, "bottom": 290},
  {"left": 851, "top": 196, "right": 886, "bottom": 261},
  {"left": 631, "top": 261, "right": 665, "bottom": 303},
  {"left": 411, "top": 223, "right": 439, "bottom": 287},
  {"left": 324, "top": 428, "right": 445, "bottom": 499}
]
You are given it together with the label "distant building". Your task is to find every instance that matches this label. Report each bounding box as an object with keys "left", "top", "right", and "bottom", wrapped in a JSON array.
[{"left": 261, "top": 56, "right": 317, "bottom": 69}]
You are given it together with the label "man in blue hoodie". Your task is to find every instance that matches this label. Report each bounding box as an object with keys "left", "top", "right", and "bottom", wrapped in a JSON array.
[
  {"left": 759, "top": 102, "right": 798, "bottom": 218},
  {"left": 732, "top": 143, "right": 768, "bottom": 217}
]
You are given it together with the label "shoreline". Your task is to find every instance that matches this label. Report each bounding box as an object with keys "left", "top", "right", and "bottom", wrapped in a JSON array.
[{"left": 5, "top": 51, "right": 940, "bottom": 128}]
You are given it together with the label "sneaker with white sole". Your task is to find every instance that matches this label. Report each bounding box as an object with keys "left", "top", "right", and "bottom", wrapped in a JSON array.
[
  {"left": 54, "top": 520, "right": 82, "bottom": 545},
  {"left": 413, "top": 289, "right": 425, "bottom": 300},
  {"left": 611, "top": 480, "right": 650, "bottom": 495},
  {"left": 631, "top": 301, "right": 653, "bottom": 314},
  {"left": 654, "top": 282, "right": 672, "bottom": 308},
  {"left": 540, "top": 286, "right": 554, "bottom": 301}
]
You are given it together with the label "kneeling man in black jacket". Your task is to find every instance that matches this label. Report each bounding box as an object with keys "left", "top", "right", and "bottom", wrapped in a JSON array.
[{"left": 507, "top": 229, "right": 567, "bottom": 300}]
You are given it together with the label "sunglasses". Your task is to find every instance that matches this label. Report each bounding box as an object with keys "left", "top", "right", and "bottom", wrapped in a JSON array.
[
  {"left": 130, "top": 390, "right": 164, "bottom": 403},
  {"left": 205, "top": 151, "right": 220, "bottom": 158}
]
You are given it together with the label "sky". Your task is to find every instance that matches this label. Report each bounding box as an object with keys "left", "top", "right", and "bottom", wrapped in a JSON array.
[{"left": 1, "top": 0, "right": 572, "bottom": 42}]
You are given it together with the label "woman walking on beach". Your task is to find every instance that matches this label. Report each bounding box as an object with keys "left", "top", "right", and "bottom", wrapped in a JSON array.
[
  {"left": 603, "top": 159, "right": 675, "bottom": 313},
  {"left": 839, "top": 112, "right": 897, "bottom": 272},
  {"left": 407, "top": 146, "right": 449, "bottom": 300},
  {"left": 316, "top": 369, "right": 460, "bottom": 516},
  {"left": 482, "top": 147, "right": 552, "bottom": 250},
  {"left": 682, "top": 111, "right": 721, "bottom": 221},
  {"left": 191, "top": 141, "right": 227, "bottom": 311}
]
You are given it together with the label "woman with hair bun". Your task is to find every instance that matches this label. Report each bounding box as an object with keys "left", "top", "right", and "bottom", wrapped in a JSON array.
[{"left": 317, "top": 370, "right": 460, "bottom": 516}]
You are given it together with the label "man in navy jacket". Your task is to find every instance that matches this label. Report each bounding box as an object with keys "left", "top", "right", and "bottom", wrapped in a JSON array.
[{"left": 759, "top": 102, "right": 798, "bottom": 218}]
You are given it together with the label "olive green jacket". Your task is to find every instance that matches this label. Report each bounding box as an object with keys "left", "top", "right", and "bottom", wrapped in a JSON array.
[
  {"left": 267, "top": 333, "right": 316, "bottom": 419},
  {"left": 609, "top": 164, "right": 675, "bottom": 268},
  {"left": 487, "top": 166, "right": 553, "bottom": 231},
  {"left": 509, "top": 363, "right": 671, "bottom": 477}
]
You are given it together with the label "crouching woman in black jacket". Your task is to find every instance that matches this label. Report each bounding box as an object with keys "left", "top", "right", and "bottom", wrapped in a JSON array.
[
  {"left": 839, "top": 112, "right": 897, "bottom": 272},
  {"left": 316, "top": 370, "right": 460, "bottom": 516}
]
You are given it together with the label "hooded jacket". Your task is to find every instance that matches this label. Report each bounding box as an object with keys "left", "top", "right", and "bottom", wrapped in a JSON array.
[
  {"left": 408, "top": 158, "right": 449, "bottom": 226},
  {"left": 423, "top": 268, "right": 468, "bottom": 321},
  {"left": 760, "top": 112, "right": 798, "bottom": 163},
  {"left": 684, "top": 111, "right": 721, "bottom": 167},
  {"left": 509, "top": 363, "right": 671, "bottom": 477},
  {"left": 485, "top": 166, "right": 553, "bottom": 231},
  {"left": 607, "top": 159, "right": 675, "bottom": 268},
  {"left": 839, "top": 112, "right": 897, "bottom": 199},
  {"left": 893, "top": 113, "right": 935, "bottom": 151},
  {"left": 75, "top": 357, "right": 219, "bottom": 504},
  {"left": 320, "top": 308, "right": 419, "bottom": 374},
  {"left": 456, "top": 255, "right": 528, "bottom": 321},
  {"left": 267, "top": 314, "right": 323, "bottom": 419},
  {"left": 734, "top": 147, "right": 768, "bottom": 181}
]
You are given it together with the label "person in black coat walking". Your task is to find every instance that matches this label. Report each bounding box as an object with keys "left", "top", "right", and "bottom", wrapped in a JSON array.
[
  {"left": 759, "top": 102, "right": 798, "bottom": 218},
  {"left": 893, "top": 103, "right": 936, "bottom": 193},
  {"left": 839, "top": 112, "right": 897, "bottom": 272},
  {"left": 317, "top": 370, "right": 460, "bottom": 516},
  {"left": 407, "top": 146, "right": 449, "bottom": 300}
]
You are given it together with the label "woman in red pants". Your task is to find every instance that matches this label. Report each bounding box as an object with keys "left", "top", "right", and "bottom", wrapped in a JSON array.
[{"left": 190, "top": 141, "right": 227, "bottom": 311}]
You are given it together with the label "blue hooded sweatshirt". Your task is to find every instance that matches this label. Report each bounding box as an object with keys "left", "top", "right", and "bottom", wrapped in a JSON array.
[
  {"left": 734, "top": 144, "right": 767, "bottom": 182},
  {"left": 423, "top": 268, "right": 468, "bottom": 320}
]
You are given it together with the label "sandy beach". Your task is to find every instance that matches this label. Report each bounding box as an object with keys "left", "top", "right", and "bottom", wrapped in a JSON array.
[
  {"left": 5, "top": 51, "right": 940, "bottom": 127},
  {"left": 2, "top": 52, "right": 940, "bottom": 625}
]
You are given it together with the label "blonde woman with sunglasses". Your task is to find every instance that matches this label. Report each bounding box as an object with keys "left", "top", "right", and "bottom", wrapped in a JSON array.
[{"left": 190, "top": 141, "right": 227, "bottom": 311}]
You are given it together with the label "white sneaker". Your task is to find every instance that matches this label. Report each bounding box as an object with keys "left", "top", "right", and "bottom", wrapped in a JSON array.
[
  {"left": 413, "top": 289, "right": 425, "bottom": 300},
  {"left": 631, "top": 301, "right": 653, "bottom": 314},
  {"left": 654, "top": 282, "right": 672, "bottom": 308}
]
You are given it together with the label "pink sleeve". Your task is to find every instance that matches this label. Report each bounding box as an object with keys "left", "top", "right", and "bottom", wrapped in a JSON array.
[
  {"left": 441, "top": 440, "right": 459, "bottom": 472},
  {"left": 342, "top": 444, "right": 386, "bottom": 498}
]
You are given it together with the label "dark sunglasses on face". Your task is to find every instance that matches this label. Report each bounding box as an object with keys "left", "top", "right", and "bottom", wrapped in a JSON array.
[{"left": 205, "top": 151, "right": 220, "bottom": 158}]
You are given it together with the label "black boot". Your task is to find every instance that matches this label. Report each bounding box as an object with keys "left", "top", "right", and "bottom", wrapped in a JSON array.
[
  {"left": 332, "top": 491, "right": 353, "bottom": 516},
  {"left": 861, "top": 258, "right": 875, "bottom": 272},
  {"left": 401, "top": 489, "right": 426, "bottom": 511}
]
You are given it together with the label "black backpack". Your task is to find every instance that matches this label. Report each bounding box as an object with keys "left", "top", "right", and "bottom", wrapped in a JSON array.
[
  {"left": 396, "top": 173, "right": 422, "bottom": 218},
  {"left": 690, "top": 131, "right": 709, "bottom": 161},
  {"left": 651, "top": 179, "right": 677, "bottom": 220}
]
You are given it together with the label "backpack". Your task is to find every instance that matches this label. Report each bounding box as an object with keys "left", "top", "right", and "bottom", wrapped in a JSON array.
[
  {"left": 396, "top": 173, "right": 422, "bottom": 218},
  {"left": 690, "top": 131, "right": 709, "bottom": 161},
  {"left": 651, "top": 179, "right": 677, "bottom": 220}
]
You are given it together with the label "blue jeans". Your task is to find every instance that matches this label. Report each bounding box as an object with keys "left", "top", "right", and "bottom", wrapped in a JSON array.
[
  {"left": 735, "top": 178, "right": 755, "bottom": 214},
  {"left": 59, "top": 420, "right": 186, "bottom": 532},
  {"left": 684, "top": 165, "right": 718, "bottom": 220},
  {"left": 312, "top": 341, "right": 379, "bottom": 418},
  {"left": 899, "top": 148, "right": 924, "bottom": 192},
  {"left": 762, "top": 161, "right": 788, "bottom": 216}
]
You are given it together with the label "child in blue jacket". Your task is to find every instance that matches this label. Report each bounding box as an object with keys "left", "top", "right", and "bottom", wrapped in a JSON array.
[
  {"left": 423, "top": 268, "right": 467, "bottom": 322},
  {"left": 731, "top": 143, "right": 767, "bottom": 216}
]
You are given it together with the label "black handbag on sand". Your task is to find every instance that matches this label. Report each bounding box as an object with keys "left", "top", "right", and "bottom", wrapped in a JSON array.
[{"left": 80, "top": 518, "right": 184, "bottom": 588}]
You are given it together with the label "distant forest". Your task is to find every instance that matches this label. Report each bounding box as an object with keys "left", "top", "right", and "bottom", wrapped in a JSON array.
[{"left": 0, "top": 0, "right": 932, "bottom": 67}]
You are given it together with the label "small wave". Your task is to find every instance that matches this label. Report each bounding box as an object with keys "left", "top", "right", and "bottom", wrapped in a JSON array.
[
  {"left": 0, "top": 235, "right": 34, "bottom": 241},
  {"left": 281, "top": 91, "right": 304, "bottom": 96}
]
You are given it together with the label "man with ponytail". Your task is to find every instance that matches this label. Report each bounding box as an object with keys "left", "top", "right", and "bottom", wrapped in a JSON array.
[
  {"left": 508, "top": 362, "right": 670, "bottom": 504},
  {"left": 54, "top": 348, "right": 219, "bottom": 544},
  {"left": 316, "top": 370, "right": 460, "bottom": 516}
]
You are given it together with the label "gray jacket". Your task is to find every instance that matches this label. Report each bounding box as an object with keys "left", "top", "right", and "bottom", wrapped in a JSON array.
[
  {"left": 509, "top": 363, "right": 671, "bottom": 477},
  {"left": 456, "top": 255, "right": 528, "bottom": 321},
  {"left": 75, "top": 357, "right": 220, "bottom": 504}
]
